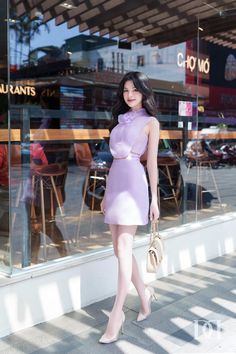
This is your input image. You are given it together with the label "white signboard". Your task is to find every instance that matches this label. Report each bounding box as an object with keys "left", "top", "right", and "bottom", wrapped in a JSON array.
[{"left": 178, "top": 101, "right": 193, "bottom": 117}]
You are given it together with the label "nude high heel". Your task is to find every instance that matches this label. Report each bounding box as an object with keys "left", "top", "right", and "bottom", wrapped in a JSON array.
[
  {"left": 137, "top": 286, "right": 157, "bottom": 322},
  {"left": 99, "top": 311, "right": 125, "bottom": 344}
]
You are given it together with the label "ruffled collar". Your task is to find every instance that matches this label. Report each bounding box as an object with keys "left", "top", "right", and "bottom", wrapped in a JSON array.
[{"left": 118, "top": 108, "right": 146, "bottom": 124}]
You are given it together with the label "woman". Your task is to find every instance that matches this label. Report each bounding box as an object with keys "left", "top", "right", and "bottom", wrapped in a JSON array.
[{"left": 100, "top": 71, "right": 160, "bottom": 344}]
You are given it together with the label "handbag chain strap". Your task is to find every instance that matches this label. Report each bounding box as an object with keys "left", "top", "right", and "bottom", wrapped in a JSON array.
[{"left": 150, "top": 221, "right": 161, "bottom": 244}]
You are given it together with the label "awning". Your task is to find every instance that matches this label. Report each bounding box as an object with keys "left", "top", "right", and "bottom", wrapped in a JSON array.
[{"left": 10, "top": 0, "right": 236, "bottom": 48}]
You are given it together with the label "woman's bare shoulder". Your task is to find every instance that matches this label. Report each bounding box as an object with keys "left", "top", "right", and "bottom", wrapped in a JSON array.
[
  {"left": 147, "top": 117, "right": 160, "bottom": 130},
  {"left": 145, "top": 117, "right": 159, "bottom": 136}
]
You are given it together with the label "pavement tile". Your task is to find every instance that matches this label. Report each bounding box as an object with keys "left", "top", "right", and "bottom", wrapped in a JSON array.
[
  {"left": 171, "top": 313, "right": 235, "bottom": 353},
  {"left": 211, "top": 294, "right": 236, "bottom": 313},
  {"left": 215, "top": 277, "right": 236, "bottom": 291},
  {"left": 133, "top": 313, "right": 189, "bottom": 340},
  {"left": 0, "top": 329, "right": 47, "bottom": 354},
  {"left": 219, "top": 317, "right": 236, "bottom": 333},
  {"left": 152, "top": 278, "right": 193, "bottom": 296},
  {"left": 67, "top": 334, "right": 157, "bottom": 354},
  {"left": 192, "top": 261, "right": 234, "bottom": 276},
  {"left": 165, "top": 272, "right": 209, "bottom": 290},
  {"left": 167, "top": 327, "right": 197, "bottom": 347},
  {"left": 163, "top": 295, "right": 201, "bottom": 314},
  {"left": 186, "top": 304, "right": 219, "bottom": 318},
  {"left": 168, "top": 320, "right": 222, "bottom": 352},
  {"left": 82, "top": 296, "right": 115, "bottom": 318},
  {"left": 168, "top": 315, "right": 197, "bottom": 330},
  {"left": 180, "top": 267, "right": 220, "bottom": 280},
  {"left": 125, "top": 291, "right": 163, "bottom": 314},
  {"left": 43, "top": 312, "right": 95, "bottom": 335},
  {"left": 0, "top": 253, "right": 235, "bottom": 354},
  {"left": 118, "top": 339, "right": 169, "bottom": 354},
  {"left": 180, "top": 268, "right": 232, "bottom": 288},
  {"left": 173, "top": 323, "right": 227, "bottom": 354},
  {"left": 0, "top": 349, "right": 28, "bottom": 354},
  {"left": 30, "top": 335, "right": 83, "bottom": 354},
  {"left": 192, "top": 290, "right": 236, "bottom": 318},
  {"left": 124, "top": 292, "right": 142, "bottom": 313},
  {"left": 157, "top": 277, "right": 196, "bottom": 296},
  {"left": 221, "top": 266, "right": 236, "bottom": 276},
  {"left": 173, "top": 339, "right": 218, "bottom": 354},
  {"left": 212, "top": 255, "right": 236, "bottom": 268},
  {"left": 207, "top": 331, "right": 236, "bottom": 353},
  {"left": 120, "top": 322, "right": 156, "bottom": 348},
  {"left": 144, "top": 327, "right": 181, "bottom": 354}
]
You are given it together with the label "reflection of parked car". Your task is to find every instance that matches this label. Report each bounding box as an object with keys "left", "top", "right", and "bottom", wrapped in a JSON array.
[{"left": 75, "top": 140, "right": 183, "bottom": 211}]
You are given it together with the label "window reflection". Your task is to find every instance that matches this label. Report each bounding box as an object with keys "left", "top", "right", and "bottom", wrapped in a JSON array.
[
  {"left": 2, "top": 3, "right": 236, "bottom": 268},
  {"left": 0, "top": 145, "right": 9, "bottom": 266}
]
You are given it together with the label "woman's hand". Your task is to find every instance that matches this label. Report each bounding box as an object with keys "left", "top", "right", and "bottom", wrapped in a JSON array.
[
  {"left": 100, "top": 198, "right": 106, "bottom": 214},
  {"left": 149, "top": 200, "right": 159, "bottom": 222}
]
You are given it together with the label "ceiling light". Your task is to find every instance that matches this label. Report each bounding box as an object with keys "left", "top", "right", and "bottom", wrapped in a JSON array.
[
  {"left": 5, "top": 18, "right": 18, "bottom": 23},
  {"left": 198, "top": 27, "right": 204, "bottom": 31},
  {"left": 34, "top": 10, "right": 43, "bottom": 17},
  {"left": 135, "top": 28, "right": 148, "bottom": 34},
  {"left": 86, "top": 39, "right": 97, "bottom": 43},
  {"left": 60, "top": 2, "right": 76, "bottom": 10}
]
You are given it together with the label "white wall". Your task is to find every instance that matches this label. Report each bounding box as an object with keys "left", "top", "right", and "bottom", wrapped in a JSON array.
[{"left": 0, "top": 213, "right": 235, "bottom": 338}]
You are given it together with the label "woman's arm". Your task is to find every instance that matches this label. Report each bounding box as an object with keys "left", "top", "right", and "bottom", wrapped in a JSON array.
[{"left": 146, "top": 118, "right": 160, "bottom": 221}]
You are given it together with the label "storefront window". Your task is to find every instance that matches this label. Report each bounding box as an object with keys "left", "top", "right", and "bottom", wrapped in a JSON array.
[
  {"left": 182, "top": 16, "right": 236, "bottom": 225},
  {"left": 0, "top": 0, "right": 11, "bottom": 273},
  {"left": 0, "top": 1, "right": 236, "bottom": 272}
]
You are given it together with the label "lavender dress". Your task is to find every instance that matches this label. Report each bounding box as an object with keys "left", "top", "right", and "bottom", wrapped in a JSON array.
[{"left": 104, "top": 108, "right": 154, "bottom": 225}]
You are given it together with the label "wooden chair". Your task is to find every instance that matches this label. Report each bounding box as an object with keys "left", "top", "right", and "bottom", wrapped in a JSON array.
[{"left": 158, "top": 156, "right": 181, "bottom": 214}]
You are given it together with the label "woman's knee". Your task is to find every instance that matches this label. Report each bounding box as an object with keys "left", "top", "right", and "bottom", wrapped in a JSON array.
[{"left": 116, "top": 234, "right": 133, "bottom": 259}]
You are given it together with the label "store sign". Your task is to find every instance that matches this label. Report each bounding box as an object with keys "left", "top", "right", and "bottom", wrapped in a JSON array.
[
  {"left": 0, "top": 84, "right": 36, "bottom": 96},
  {"left": 41, "top": 88, "right": 57, "bottom": 97},
  {"left": 177, "top": 52, "right": 210, "bottom": 74},
  {"left": 178, "top": 101, "right": 193, "bottom": 117}
]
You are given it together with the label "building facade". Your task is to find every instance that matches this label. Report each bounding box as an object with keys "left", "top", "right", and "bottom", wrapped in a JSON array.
[{"left": 0, "top": 0, "right": 236, "bottom": 337}]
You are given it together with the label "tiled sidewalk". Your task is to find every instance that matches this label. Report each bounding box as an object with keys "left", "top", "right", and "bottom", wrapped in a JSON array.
[{"left": 0, "top": 252, "right": 235, "bottom": 354}]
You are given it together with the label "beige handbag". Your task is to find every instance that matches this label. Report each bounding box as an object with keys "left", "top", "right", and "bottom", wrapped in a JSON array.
[{"left": 146, "top": 222, "right": 164, "bottom": 273}]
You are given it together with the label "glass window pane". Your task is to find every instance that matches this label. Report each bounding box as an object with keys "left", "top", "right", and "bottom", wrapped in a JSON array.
[
  {"left": 7, "top": 1, "right": 236, "bottom": 269},
  {"left": 0, "top": 0, "right": 11, "bottom": 274}
]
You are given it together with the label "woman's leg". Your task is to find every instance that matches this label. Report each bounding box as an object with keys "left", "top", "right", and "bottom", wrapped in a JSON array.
[
  {"left": 111, "top": 227, "right": 150, "bottom": 316},
  {"left": 131, "top": 254, "right": 151, "bottom": 315},
  {"left": 102, "top": 224, "right": 135, "bottom": 338}
]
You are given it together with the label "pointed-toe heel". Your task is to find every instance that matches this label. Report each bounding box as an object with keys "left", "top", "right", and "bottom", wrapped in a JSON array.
[
  {"left": 99, "top": 311, "right": 125, "bottom": 344},
  {"left": 137, "top": 286, "right": 157, "bottom": 322}
]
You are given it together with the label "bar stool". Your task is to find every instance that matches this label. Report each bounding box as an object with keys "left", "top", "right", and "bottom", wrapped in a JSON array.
[
  {"left": 158, "top": 157, "right": 180, "bottom": 214},
  {"left": 31, "top": 162, "right": 68, "bottom": 261}
]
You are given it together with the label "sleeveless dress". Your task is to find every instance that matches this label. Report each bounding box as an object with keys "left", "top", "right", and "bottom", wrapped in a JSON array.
[{"left": 104, "top": 108, "right": 154, "bottom": 225}]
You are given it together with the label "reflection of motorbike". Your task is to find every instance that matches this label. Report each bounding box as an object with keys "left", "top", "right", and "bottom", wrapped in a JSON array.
[
  {"left": 220, "top": 145, "right": 236, "bottom": 165},
  {"left": 184, "top": 140, "right": 223, "bottom": 169}
]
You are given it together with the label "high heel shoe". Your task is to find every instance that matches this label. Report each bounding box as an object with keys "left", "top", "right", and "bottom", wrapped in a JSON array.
[
  {"left": 137, "top": 286, "right": 157, "bottom": 322},
  {"left": 99, "top": 311, "right": 125, "bottom": 344}
]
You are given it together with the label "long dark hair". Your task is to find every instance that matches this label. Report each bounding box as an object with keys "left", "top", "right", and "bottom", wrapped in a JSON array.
[{"left": 111, "top": 71, "right": 157, "bottom": 129}]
